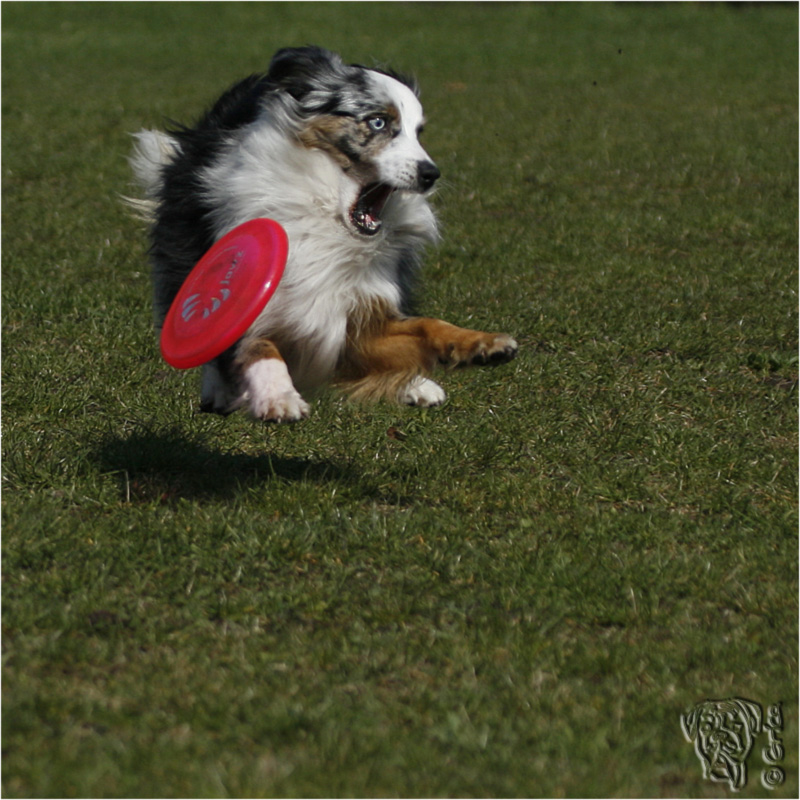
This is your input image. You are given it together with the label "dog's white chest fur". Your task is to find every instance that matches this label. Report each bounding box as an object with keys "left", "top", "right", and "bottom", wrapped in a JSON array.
[{"left": 201, "top": 125, "right": 436, "bottom": 389}]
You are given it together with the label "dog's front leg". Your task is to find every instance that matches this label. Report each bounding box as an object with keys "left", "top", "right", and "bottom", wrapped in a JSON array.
[
  {"left": 235, "top": 337, "right": 310, "bottom": 423},
  {"left": 386, "top": 317, "right": 519, "bottom": 368},
  {"left": 339, "top": 315, "right": 517, "bottom": 406}
]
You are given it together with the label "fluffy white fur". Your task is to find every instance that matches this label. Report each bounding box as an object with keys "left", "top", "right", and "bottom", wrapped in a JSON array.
[
  {"left": 396, "top": 376, "right": 447, "bottom": 407},
  {"left": 242, "top": 358, "right": 310, "bottom": 422},
  {"left": 199, "top": 115, "right": 437, "bottom": 393}
]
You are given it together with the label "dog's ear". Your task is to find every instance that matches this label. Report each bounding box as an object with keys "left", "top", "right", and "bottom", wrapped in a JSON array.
[
  {"left": 681, "top": 708, "right": 700, "bottom": 741},
  {"left": 268, "top": 46, "right": 342, "bottom": 101},
  {"left": 732, "top": 698, "right": 763, "bottom": 735}
]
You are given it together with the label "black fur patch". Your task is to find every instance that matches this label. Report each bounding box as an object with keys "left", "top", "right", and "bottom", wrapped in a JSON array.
[{"left": 149, "top": 73, "right": 275, "bottom": 321}]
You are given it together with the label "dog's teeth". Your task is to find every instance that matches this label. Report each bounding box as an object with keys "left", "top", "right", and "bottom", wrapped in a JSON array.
[{"left": 354, "top": 209, "right": 380, "bottom": 232}]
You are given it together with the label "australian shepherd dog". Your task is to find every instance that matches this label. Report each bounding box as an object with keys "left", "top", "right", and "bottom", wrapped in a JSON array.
[{"left": 129, "top": 46, "right": 517, "bottom": 422}]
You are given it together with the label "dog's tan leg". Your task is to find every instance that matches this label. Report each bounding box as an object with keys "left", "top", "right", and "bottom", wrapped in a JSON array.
[
  {"left": 384, "top": 317, "right": 519, "bottom": 368},
  {"left": 236, "top": 337, "right": 310, "bottom": 422},
  {"left": 338, "top": 311, "right": 517, "bottom": 404}
]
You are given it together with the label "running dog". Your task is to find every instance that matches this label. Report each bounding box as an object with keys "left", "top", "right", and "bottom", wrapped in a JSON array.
[{"left": 130, "top": 46, "right": 517, "bottom": 421}]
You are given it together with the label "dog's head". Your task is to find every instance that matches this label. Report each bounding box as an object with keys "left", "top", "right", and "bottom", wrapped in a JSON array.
[
  {"left": 268, "top": 46, "right": 440, "bottom": 237},
  {"left": 681, "top": 698, "right": 762, "bottom": 790}
]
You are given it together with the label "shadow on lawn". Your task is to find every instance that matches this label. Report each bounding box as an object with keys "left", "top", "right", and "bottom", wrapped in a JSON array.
[{"left": 96, "top": 428, "right": 349, "bottom": 504}]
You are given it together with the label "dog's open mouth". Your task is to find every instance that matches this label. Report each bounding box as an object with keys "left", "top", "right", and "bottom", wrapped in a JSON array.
[{"left": 350, "top": 182, "right": 395, "bottom": 236}]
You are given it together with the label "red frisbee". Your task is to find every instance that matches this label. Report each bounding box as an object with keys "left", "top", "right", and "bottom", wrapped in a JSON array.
[{"left": 160, "top": 219, "right": 288, "bottom": 369}]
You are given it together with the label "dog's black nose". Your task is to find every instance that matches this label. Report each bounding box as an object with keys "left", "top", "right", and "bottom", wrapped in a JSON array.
[{"left": 418, "top": 160, "right": 441, "bottom": 191}]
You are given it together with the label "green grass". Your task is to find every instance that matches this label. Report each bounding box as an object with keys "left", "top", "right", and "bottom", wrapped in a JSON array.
[{"left": 2, "top": 2, "right": 797, "bottom": 797}]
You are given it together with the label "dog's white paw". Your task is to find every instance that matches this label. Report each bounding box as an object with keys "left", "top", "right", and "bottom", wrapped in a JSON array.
[
  {"left": 397, "top": 376, "right": 446, "bottom": 407},
  {"left": 244, "top": 359, "right": 310, "bottom": 422}
]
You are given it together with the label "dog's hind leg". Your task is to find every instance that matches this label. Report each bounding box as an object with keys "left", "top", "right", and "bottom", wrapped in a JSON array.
[
  {"left": 235, "top": 337, "right": 310, "bottom": 423},
  {"left": 396, "top": 375, "right": 448, "bottom": 407}
]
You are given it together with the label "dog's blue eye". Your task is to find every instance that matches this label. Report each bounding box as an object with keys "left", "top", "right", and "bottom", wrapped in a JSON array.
[{"left": 367, "top": 116, "right": 387, "bottom": 132}]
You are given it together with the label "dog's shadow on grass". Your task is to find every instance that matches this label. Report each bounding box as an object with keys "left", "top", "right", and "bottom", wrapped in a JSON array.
[{"left": 96, "top": 428, "right": 350, "bottom": 504}]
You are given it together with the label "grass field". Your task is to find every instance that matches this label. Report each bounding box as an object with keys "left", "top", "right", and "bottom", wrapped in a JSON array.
[{"left": 2, "top": 2, "right": 797, "bottom": 797}]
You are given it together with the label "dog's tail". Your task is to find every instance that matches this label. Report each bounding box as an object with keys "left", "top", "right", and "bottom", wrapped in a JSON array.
[{"left": 123, "top": 130, "right": 180, "bottom": 222}]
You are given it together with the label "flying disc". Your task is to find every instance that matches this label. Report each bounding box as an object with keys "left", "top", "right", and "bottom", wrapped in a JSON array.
[{"left": 160, "top": 218, "right": 288, "bottom": 370}]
